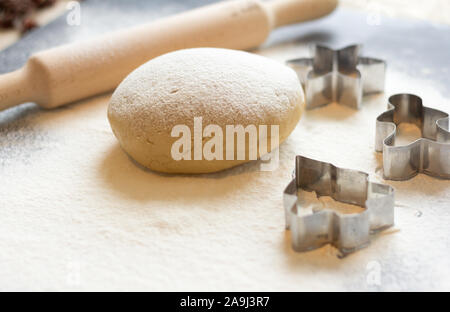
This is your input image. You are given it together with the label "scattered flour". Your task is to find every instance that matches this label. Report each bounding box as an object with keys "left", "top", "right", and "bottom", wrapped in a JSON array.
[{"left": 0, "top": 47, "right": 449, "bottom": 291}]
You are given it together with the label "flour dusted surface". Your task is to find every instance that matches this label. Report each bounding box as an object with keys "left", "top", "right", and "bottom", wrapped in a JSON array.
[{"left": 1, "top": 47, "right": 449, "bottom": 291}]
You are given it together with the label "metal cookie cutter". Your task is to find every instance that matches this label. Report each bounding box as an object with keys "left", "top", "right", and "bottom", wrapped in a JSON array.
[
  {"left": 286, "top": 44, "right": 386, "bottom": 109},
  {"left": 284, "top": 156, "right": 395, "bottom": 256},
  {"left": 375, "top": 93, "right": 450, "bottom": 180}
]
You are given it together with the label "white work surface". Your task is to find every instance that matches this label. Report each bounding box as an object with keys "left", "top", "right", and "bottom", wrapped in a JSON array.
[
  {"left": 1, "top": 54, "right": 449, "bottom": 291},
  {"left": 1, "top": 8, "right": 450, "bottom": 292}
]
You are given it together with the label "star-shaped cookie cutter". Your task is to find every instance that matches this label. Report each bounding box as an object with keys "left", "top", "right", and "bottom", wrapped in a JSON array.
[
  {"left": 375, "top": 93, "right": 450, "bottom": 180},
  {"left": 286, "top": 44, "right": 386, "bottom": 109},
  {"left": 284, "top": 156, "right": 395, "bottom": 256}
]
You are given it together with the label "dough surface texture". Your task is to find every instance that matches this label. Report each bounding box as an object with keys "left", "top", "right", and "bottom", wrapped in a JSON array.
[{"left": 108, "top": 48, "right": 304, "bottom": 173}]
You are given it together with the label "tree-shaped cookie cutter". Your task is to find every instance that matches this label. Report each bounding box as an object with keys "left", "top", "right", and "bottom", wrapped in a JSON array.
[
  {"left": 284, "top": 156, "right": 395, "bottom": 256},
  {"left": 286, "top": 44, "right": 386, "bottom": 109},
  {"left": 375, "top": 94, "right": 450, "bottom": 180}
]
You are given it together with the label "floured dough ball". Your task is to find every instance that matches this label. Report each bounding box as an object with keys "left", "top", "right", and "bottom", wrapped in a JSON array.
[{"left": 108, "top": 48, "right": 304, "bottom": 173}]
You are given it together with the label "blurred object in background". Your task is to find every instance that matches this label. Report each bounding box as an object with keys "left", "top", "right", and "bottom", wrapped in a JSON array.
[
  {"left": 0, "top": 0, "right": 59, "bottom": 32},
  {"left": 341, "top": 0, "right": 450, "bottom": 25},
  {"left": 0, "top": 0, "right": 79, "bottom": 49}
]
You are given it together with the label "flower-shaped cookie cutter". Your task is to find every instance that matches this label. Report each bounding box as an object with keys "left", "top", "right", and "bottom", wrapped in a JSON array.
[
  {"left": 284, "top": 156, "right": 395, "bottom": 256},
  {"left": 286, "top": 44, "right": 386, "bottom": 109},
  {"left": 375, "top": 93, "right": 450, "bottom": 180}
]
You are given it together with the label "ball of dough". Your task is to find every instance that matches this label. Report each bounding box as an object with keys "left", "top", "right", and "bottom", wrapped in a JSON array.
[{"left": 108, "top": 48, "right": 304, "bottom": 173}]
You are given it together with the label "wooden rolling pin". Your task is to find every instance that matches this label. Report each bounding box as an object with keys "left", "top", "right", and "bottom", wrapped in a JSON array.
[{"left": 0, "top": 0, "right": 338, "bottom": 111}]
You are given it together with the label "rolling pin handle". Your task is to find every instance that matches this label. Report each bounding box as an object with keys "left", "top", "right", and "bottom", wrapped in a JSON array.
[
  {"left": 0, "top": 68, "right": 34, "bottom": 112},
  {"left": 266, "top": 0, "right": 338, "bottom": 28}
]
